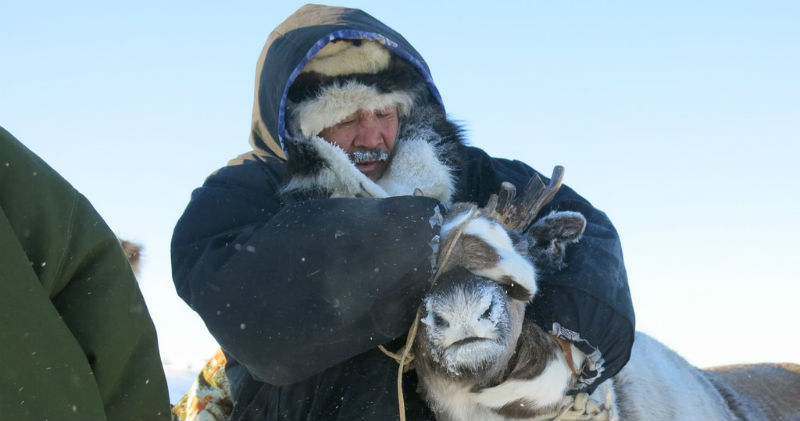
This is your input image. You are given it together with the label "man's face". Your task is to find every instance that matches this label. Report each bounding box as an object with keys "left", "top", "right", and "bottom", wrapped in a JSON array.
[{"left": 318, "top": 106, "right": 398, "bottom": 181}]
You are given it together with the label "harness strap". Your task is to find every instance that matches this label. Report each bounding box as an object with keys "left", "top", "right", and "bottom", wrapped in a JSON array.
[{"left": 553, "top": 335, "right": 581, "bottom": 376}]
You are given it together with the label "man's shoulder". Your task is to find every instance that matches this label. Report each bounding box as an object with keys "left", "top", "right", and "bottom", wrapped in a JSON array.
[
  {"left": 463, "top": 146, "right": 538, "bottom": 172},
  {"left": 452, "top": 146, "right": 540, "bottom": 204},
  {"left": 462, "top": 146, "right": 540, "bottom": 183},
  {"left": 204, "top": 150, "right": 286, "bottom": 192}
]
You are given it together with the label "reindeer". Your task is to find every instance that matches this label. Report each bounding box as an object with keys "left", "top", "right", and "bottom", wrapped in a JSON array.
[
  {"left": 411, "top": 167, "right": 595, "bottom": 421},
  {"left": 407, "top": 168, "right": 800, "bottom": 421},
  {"left": 161, "top": 168, "right": 800, "bottom": 421}
]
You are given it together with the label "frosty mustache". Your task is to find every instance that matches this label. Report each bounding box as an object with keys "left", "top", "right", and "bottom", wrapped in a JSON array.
[{"left": 349, "top": 150, "right": 389, "bottom": 163}]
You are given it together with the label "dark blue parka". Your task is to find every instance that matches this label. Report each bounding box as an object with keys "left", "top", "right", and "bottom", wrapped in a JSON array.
[{"left": 171, "top": 4, "right": 634, "bottom": 421}]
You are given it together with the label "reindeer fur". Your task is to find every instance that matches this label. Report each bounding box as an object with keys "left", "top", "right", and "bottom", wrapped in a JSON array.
[
  {"left": 413, "top": 206, "right": 800, "bottom": 421},
  {"left": 413, "top": 210, "right": 589, "bottom": 421}
]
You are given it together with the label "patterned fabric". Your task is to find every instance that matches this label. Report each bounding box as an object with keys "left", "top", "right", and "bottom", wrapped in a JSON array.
[{"left": 172, "top": 349, "right": 233, "bottom": 421}]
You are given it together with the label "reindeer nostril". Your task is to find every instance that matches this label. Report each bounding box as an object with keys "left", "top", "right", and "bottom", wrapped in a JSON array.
[
  {"left": 481, "top": 301, "right": 494, "bottom": 320},
  {"left": 433, "top": 313, "right": 449, "bottom": 328}
]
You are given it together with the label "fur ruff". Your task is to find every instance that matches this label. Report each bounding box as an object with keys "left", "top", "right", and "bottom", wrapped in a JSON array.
[
  {"left": 378, "top": 138, "right": 455, "bottom": 204},
  {"left": 282, "top": 135, "right": 456, "bottom": 204},
  {"left": 291, "top": 81, "right": 415, "bottom": 138},
  {"left": 282, "top": 136, "right": 388, "bottom": 198}
]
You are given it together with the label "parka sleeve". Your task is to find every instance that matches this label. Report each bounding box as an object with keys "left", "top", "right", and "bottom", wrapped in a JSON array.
[
  {"left": 0, "top": 127, "right": 171, "bottom": 420},
  {"left": 171, "top": 158, "right": 442, "bottom": 385}
]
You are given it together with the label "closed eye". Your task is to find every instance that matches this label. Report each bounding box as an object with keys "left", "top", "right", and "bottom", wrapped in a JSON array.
[
  {"left": 433, "top": 313, "right": 449, "bottom": 328},
  {"left": 374, "top": 107, "right": 396, "bottom": 119}
]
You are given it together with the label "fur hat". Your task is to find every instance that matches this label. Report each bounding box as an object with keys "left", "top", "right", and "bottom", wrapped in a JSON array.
[
  {"left": 282, "top": 39, "right": 464, "bottom": 205},
  {"left": 285, "top": 39, "right": 432, "bottom": 139}
]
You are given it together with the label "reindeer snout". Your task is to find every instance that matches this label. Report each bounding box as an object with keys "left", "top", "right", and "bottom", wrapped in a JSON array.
[{"left": 423, "top": 286, "right": 509, "bottom": 348}]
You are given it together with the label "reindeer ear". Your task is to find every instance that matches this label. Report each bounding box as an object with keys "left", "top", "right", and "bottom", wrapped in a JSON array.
[
  {"left": 529, "top": 211, "right": 586, "bottom": 244},
  {"left": 527, "top": 211, "right": 586, "bottom": 273}
]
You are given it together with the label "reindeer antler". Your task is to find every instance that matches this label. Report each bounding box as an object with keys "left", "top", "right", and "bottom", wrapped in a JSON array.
[{"left": 482, "top": 165, "right": 565, "bottom": 232}]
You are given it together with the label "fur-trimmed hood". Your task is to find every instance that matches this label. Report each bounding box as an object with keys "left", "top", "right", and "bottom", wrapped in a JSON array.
[{"left": 248, "top": 4, "right": 465, "bottom": 204}]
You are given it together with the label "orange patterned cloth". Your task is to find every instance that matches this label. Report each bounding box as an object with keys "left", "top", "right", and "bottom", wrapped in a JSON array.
[{"left": 171, "top": 349, "right": 233, "bottom": 421}]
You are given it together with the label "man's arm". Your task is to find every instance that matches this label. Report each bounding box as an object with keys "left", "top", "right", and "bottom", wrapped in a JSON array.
[
  {"left": 171, "top": 158, "right": 442, "bottom": 385},
  {"left": 0, "top": 127, "right": 170, "bottom": 420}
]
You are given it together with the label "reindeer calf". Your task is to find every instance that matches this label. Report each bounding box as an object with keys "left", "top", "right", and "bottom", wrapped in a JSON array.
[{"left": 413, "top": 201, "right": 587, "bottom": 421}]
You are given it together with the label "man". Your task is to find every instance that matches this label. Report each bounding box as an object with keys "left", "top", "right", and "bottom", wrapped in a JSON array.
[
  {"left": 0, "top": 127, "right": 170, "bottom": 420},
  {"left": 171, "top": 5, "right": 634, "bottom": 421}
]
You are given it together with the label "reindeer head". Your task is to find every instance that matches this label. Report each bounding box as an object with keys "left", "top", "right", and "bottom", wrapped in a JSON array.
[
  {"left": 414, "top": 167, "right": 586, "bottom": 385},
  {"left": 418, "top": 267, "right": 524, "bottom": 381}
]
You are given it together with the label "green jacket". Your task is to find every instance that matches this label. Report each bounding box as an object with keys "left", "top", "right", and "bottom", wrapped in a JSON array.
[{"left": 0, "top": 127, "right": 170, "bottom": 420}]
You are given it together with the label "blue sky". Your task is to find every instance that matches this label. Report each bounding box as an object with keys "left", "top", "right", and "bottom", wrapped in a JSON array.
[{"left": 3, "top": 0, "right": 798, "bottom": 391}]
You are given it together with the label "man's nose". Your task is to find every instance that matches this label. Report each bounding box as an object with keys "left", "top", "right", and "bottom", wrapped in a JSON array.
[{"left": 353, "top": 113, "right": 383, "bottom": 149}]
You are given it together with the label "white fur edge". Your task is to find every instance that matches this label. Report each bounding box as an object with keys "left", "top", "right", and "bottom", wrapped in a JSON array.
[
  {"left": 463, "top": 218, "right": 515, "bottom": 252},
  {"left": 440, "top": 209, "right": 476, "bottom": 239},
  {"left": 293, "top": 81, "right": 415, "bottom": 138},
  {"left": 420, "top": 379, "right": 502, "bottom": 421},
  {"left": 283, "top": 137, "right": 457, "bottom": 204},
  {"left": 281, "top": 136, "right": 389, "bottom": 198},
  {"left": 471, "top": 251, "right": 537, "bottom": 300},
  {"left": 473, "top": 352, "right": 575, "bottom": 410},
  {"left": 378, "top": 138, "right": 455, "bottom": 205},
  {"left": 301, "top": 40, "right": 391, "bottom": 77},
  {"left": 463, "top": 218, "right": 537, "bottom": 297}
]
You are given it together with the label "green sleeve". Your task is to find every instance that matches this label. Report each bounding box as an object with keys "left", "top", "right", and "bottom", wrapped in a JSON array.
[{"left": 0, "top": 127, "right": 170, "bottom": 420}]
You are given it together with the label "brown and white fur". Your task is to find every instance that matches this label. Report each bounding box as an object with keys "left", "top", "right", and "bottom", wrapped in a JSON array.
[
  {"left": 610, "top": 331, "right": 800, "bottom": 421},
  {"left": 412, "top": 206, "right": 800, "bottom": 421},
  {"left": 413, "top": 207, "right": 589, "bottom": 421}
]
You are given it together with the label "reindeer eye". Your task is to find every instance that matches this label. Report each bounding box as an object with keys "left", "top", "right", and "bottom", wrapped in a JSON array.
[{"left": 433, "top": 313, "right": 449, "bottom": 328}]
